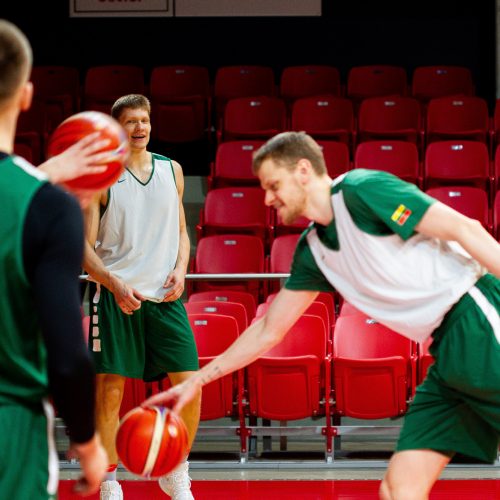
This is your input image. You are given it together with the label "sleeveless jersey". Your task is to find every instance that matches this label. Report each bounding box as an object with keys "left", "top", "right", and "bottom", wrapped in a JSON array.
[
  {"left": 96, "top": 153, "right": 180, "bottom": 301},
  {"left": 286, "top": 169, "right": 484, "bottom": 342},
  {"left": 0, "top": 155, "right": 50, "bottom": 404}
]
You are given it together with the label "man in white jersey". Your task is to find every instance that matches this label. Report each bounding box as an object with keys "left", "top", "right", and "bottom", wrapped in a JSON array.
[
  {"left": 144, "top": 131, "right": 500, "bottom": 500},
  {"left": 83, "top": 94, "right": 201, "bottom": 500}
]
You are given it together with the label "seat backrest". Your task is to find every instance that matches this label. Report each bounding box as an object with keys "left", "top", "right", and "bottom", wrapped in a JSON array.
[
  {"left": 334, "top": 313, "right": 412, "bottom": 359},
  {"left": 347, "top": 65, "right": 408, "bottom": 101},
  {"left": 358, "top": 96, "right": 422, "bottom": 134},
  {"left": 279, "top": 65, "right": 341, "bottom": 103},
  {"left": 291, "top": 96, "right": 354, "bottom": 138},
  {"left": 494, "top": 191, "right": 500, "bottom": 240},
  {"left": 212, "top": 140, "right": 264, "bottom": 187},
  {"left": 270, "top": 234, "right": 301, "bottom": 273},
  {"left": 262, "top": 314, "right": 327, "bottom": 359},
  {"left": 150, "top": 65, "right": 210, "bottom": 100},
  {"left": 412, "top": 65, "right": 474, "bottom": 102},
  {"left": 426, "top": 96, "right": 489, "bottom": 142},
  {"left": 316, "top": 140, "right": 351, "bottom": 178},
  {"left": 188, "top": 290, "right": 256, "bottom": 322},
  {"left": 424, "top": 140, "right": 490, "bottom": 190},
  {"left": 425, "top": 186, "right": 490, "bottom": 228},
  {"left": 222, "top": 96, "right": 286, "bottom": 141},
  {"left": 188, "top": 313, "right": 239, "bottom": 356},
  {"left": 31, "top": 65, "right": 80, "bottom": 108},
  {"left": 84, "top": 65, "right": 145, "bottom": 110},
  {"left": 184, "top": 300, "right": 247, "bottom": 334},
  {"left": 202, "top": 186, "right": 269, "bottom": 228},
  {"left": 354, "top": 140, "right": 420, "bottom": 185}
]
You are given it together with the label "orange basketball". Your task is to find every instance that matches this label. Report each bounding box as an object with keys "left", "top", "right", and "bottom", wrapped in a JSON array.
[
  {"left": 116, "top": 406, "right": 188, "bottom": 478},
  {"left": 46, "top": 111, "right": 129, "bottom": 191}
]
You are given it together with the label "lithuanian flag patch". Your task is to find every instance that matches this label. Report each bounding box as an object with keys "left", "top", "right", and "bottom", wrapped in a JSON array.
[{"left": 391, "top": 204, "right": 412, "bottom": 226}]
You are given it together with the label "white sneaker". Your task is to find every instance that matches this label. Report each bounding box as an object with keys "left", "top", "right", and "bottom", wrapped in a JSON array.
[
  {"left": 159, "top": 461, "right": 194, "bottom": 499},
  {"left": 100, "top": 480, "right": 123, "bottom": 500}
]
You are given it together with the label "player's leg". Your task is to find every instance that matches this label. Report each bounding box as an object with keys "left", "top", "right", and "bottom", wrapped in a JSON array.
[{"left": 379, "top": 449, "right": 450, "bottom": 500}]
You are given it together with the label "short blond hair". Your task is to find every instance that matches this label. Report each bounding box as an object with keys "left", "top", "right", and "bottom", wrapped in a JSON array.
[{"left": 111, "top": 94, "right": 151, "bottom": 120}]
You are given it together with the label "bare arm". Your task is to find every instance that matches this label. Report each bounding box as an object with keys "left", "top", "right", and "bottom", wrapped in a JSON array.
[
  {"left": 415, "top": 201, "right": 500, "bottom": 278},
  {"left": 82, "top": 192, "right": 145, "bottom": 314},
  {"left": 143, "top": 288, "right": 319, "bottom": 411},
  {"left": 163, "top": 160, "right": 191, "bottom": 301}
]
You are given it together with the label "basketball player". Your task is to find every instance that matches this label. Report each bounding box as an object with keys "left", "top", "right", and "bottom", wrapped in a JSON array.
[
  {"left": 145, "top": 131, "right": 500, "bottom": 500},
  {"left": 83, "top": 94, "right": 201, "bottom": 500},
  {"left": 0, "top": 19, "right": 107, "bottom": 498}
]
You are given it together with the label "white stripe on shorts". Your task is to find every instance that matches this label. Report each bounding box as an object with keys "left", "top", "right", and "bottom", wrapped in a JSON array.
[
  {"left": 468, "top": 286, "right": 500, "bottom": 345},
  {"left": 42, "top": 399, "right": 59, "bottom": 496}
]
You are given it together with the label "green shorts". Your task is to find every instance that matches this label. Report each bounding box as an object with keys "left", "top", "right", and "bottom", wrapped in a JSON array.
[
  {"left": 89, "top": 285, "right": 199, "bottom": 381},
  {"left": 397, "top": 274, "right": 500, "bottom": 463},
  {"left": 0, "top": 401, "right": 58, "bottom": 499}
]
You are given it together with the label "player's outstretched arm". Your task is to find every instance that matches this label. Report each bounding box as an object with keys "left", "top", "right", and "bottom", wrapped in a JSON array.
[
  {"left": 38, "top": 132, "right": 110, "bottom": 184},
  {"left": 415, "top": 201, "right": 500, "bottom": 278},
  {"left": 142, "top": 288, "right": 318, "bottom": 413}
]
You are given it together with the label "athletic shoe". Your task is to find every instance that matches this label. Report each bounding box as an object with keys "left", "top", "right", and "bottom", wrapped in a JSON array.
[
  {"left": 100, "top": 480, "right": 123, "bottom": 500},
  {"left": 159, "top": 461, "right": 194, "bottom": 499}
]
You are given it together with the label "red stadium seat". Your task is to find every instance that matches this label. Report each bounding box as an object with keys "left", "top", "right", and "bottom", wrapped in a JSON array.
[
  {"left": 83, "top": 65, "right": 145, "bottom": 113},
  {"left": 149, "top": 65, "right": 211, "bottom": 143},
  {"left": 208, "top": 140, "right": 264, "bottom": 189},
  {"left": 333, "top": 313, "right": 417, "bottom": 419},
  {"left": 354, "top": 140, "right": 422, "bottom": 186},
  {"left": 188, "top": 290, "right": 257, "bottom": 324},
  {"left": 219, "top": 96, "right": 286, "bottom": 143},
  {"left": 317, "top": 140, "right": 351, "bottom": 178},
  {"left": 15, "top": 100, "right": 48, "bottom": 164},
  {"left": 184, "top": 300, "right": 248, "bottom": 335},
  {"left": 494, "top": 191, "right": 500, "bottom": 240},
  {"left": 411, "top": 65, "right": 475, "bottom": 103},
  {"left": 190, "top": 234, "right": 266, "bottom": 304}
]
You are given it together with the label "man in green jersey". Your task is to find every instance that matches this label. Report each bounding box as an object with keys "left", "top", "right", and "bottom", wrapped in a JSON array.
[
  {"left": 145, "top": 131, "right": 500, "bottom": 500},
  {"left": 0, "top": 19, "right": 107, "bottom": 498}
]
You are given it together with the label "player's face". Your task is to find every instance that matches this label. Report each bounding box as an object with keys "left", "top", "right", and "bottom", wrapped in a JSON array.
[
  {"left": 258, "top": 158, "right": 307, "bottom": 225},
  {"left": 119, "top": 107, "right": 151, "bottom": 151}
]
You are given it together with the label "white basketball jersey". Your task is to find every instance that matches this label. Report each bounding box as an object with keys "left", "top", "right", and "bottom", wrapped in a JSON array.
[{"left": 96, "top": 154, "right": 179, "bottom": 301}]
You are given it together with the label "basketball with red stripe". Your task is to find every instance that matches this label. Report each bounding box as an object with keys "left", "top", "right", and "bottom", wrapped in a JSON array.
[
  {"left": 116, "top": 406, "right": 188, "bottom": 478},
  {"left": 47, "top": 110, "right": 129, "bottom": 191}
]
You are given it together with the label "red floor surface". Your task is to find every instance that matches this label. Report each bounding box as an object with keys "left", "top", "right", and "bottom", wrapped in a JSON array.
[{"left": 59, "top": 479, "right": 500, "bottom": 499}]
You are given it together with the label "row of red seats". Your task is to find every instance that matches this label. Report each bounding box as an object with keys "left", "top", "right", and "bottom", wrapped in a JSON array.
[
  {"left": 14, "top": 63, "right": 478, "bottom": 163},
  {"left": 116, "top": 292, "right": 433, "bottom": 457}
]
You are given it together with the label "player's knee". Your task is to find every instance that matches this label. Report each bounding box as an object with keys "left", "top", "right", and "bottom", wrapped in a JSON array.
[{"left": 99, "top": 381, "right": 124, "bottom": 413}]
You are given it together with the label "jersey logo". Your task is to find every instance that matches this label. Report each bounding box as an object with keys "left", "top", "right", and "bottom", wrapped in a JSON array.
[{"left": 391, "top": 204, "right": 412, "bottom": 226}]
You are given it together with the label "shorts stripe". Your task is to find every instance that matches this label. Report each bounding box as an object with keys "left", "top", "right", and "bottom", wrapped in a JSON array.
[
  {"left": 42, "top": 399, "right": 59, "bottom": 496},
  {"left": 468, "top": 286, "right": 500, "bottom": 344}
]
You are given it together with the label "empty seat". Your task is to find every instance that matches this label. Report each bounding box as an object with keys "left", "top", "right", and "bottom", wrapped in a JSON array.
[
  {"left": 290, "top": 96, "right": 355, "bottom": 150},
  {"left": 425, "top": 96, "right": 489, "bottom": 145},
  {"left": 354, "top": 140, "right": 421, "bottom": 186},
  {"left": 246, "top": 313, "right": 330, "bottom": 420},
  {"left": 317, "top": 140, "right": 351, "bottom": 178},
  {"left": 15, "top": 100, "right": 48, "bottom": 164},
  {"left": 30, "top": 65, "right": 80, "bottom": 133},
  {"left": 213, "top": 65, "right": 276, "bottom": 128},
  {"left": 13, "top": 142, "right": 34, "bottom": 164},
  {"left": 188, "top": 290, "right": 257, "bottom": 324},
  {"left": 424, "top": 140, "right": 491, "bottom": 192},
  {"left": 149, "top": 65, "right": 211, "bottom": 143},
  {"left": 268, "top": 233, "right": 301, "bottom": 295},
  {"left": 196, "top": 186, "right": 273, "bottom": 248},
  {"left": 333, "top": 313, "right": 417, "bottom": 419},
  {"left": 425, "top": 186, "right": 491, "bottom": 232},
  {"left": 411, "top": 65, "right": 474, "bottom": 103},
  {"left": 184, "top": 300, "right": 248, "bottom": 335},
  {"left": 188, "top": 313, "right": 244, "bottom": 420},
  {"left": 279, "top": 65, "right": 341, "bottom": 110},
  {"left": 357, "top": 96, "right": 423, "bottom": 146},
  {"left": 83, "top": 65, "right": 145, "bottom": 113},
  {"left": 494, "top": 191, "right": 500, "bottom": 240},
  {"left": 191, "top": 234, "right": 266, "bottom": 303},
  {"left": 208, "top": 140, "right": 264, "bottom": 189},
  {"left": 347, "top": 65, "right": 408, "bottom": 104},
  {"left": 219, "top": 96, "right": 286, "bottom": 143}
]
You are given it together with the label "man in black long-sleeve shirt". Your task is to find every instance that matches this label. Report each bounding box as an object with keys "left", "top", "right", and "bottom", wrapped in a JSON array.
[{"left": 0, "top": 19, "right": 107, "bottom": 498}]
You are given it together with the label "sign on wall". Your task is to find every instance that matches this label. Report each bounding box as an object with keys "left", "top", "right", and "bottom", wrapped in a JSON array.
[
  {"left": 70, "top": 0, "right": 172, "bottom": 18},
  {"left": 70, "top": 0, "right": 321, "bottom": 18}
]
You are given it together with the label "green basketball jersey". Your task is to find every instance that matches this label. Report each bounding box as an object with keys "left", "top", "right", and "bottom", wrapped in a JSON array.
[{"left": 0, "top": 155, "right": 50, "bottom": 404}]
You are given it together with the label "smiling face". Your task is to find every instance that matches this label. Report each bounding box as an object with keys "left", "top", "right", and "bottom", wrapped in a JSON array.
[
  {"left": 258, "top": 158, "right": 307, "bottom": 225},
  {"left": 117, "top": 106, "right": 151, "bottom": 152}
]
